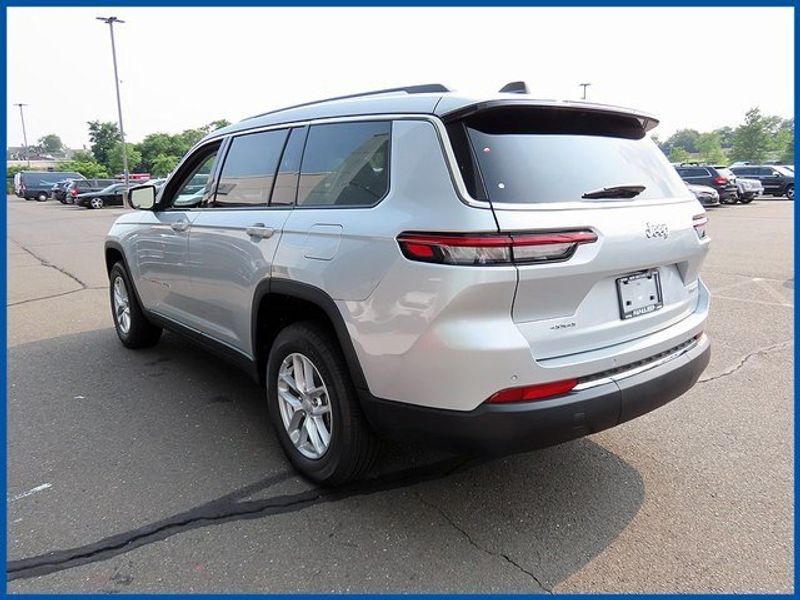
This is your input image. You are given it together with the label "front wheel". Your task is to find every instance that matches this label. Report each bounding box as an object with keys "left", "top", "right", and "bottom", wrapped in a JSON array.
[
  {"left": 89, "top": 197, "right": 104, "bottom": 209},
  {"left": 36, "top": 192, "right": 48, "bottom": 202},
  {"left": 786, "top": 185, "right": 794, "bottom": 200},
  {"left": 266, "top": 321, "right": 380, "bottom": 485},
  {"left": 109, "top": 262, "right": 162, "bottom": 348}
]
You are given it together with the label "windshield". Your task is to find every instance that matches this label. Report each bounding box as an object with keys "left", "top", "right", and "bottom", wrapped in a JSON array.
[{"left": 449, "top": 108, "right": 688, "bottom": 204}]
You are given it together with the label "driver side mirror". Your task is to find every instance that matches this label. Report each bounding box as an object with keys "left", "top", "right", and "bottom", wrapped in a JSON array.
[{"left": 128, "top": 185, "right": 156, "bottom": 210}]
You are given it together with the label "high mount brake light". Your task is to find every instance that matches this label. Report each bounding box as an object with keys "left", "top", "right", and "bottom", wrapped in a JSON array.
[{"left": 397, "top": 231, "right": 597, "bottom": 266}]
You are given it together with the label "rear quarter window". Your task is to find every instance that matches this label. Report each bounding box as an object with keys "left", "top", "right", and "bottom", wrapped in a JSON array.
[{"left": 296, "top": 121, "right": 390, "bottom": 208}]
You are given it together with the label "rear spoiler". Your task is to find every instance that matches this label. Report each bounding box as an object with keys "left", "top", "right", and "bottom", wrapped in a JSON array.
[{"left": 439, "top": 99, "right": 659, "bottom": 133}]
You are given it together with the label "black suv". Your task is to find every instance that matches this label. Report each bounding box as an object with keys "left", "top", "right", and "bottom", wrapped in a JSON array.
[
  {"left": 674, "top": 163, "right": 738, "bottom": 203},
  {"left": 729, "top": 165, "right": 794, "bottom": 200},
  {"left": 64, "top": 179, "right": 118, "bottom": 204}
]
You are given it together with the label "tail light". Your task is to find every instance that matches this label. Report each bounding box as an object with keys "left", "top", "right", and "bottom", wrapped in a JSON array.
[
  {"left": 71, "top": 187, "right": 77, "bottom": 197},
  {"left": 693, "top": 214, "right": 708, "bottom": 239},
  {"left": 487, "top": 379, "right": 578, "bottom": 404},
  {"left": 397, "top": 230, "right": 597, "bottom": 266},
  {"left": 713, "top": 176, "right": 728, "bottom": 185}
]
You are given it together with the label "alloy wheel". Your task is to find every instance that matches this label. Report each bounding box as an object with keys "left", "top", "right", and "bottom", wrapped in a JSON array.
[
  {"left": 276, "top": 352, "right": 333, "bottom": 460},
  {"left": 112, "top": 276, "right": 131, "bottom": 334}
]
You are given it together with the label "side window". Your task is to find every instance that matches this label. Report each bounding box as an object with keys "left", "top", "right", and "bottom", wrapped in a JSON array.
[
  {"left": 297, "top": 121, "right": 390, "bottom": 207},
  {"left": 757, "top": 167, "right": 773, "bottom": 176},
  {"left": 164, "top": 143, "right": 220, "bottom": 209},
  {"left": 213, "top": 129, "right": 288, "bottom": 207},
  {"left": 270, "top": 127, "right": 307, "bottom": 206}
]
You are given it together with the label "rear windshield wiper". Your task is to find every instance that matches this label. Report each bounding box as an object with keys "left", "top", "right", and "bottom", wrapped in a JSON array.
[{"left": 581, "top": 184, "right": 646, "bottom": 199}]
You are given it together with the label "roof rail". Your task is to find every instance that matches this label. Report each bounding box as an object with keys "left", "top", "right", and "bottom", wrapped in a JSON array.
[{"left": 244, "top": 83, "right": 451, "bottom": 121}]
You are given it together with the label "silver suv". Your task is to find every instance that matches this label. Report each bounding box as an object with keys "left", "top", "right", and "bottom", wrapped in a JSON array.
[{"left": 106, "top": 83, "right": 711, "bottom": 485}]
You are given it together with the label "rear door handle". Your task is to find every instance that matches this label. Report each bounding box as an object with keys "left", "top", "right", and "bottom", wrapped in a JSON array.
[
  {"left": 246, "top": 224, "right": 275, "bottom": 239},
  {"left": 171, "top": 221, "right": 190, "bottom": 233}
]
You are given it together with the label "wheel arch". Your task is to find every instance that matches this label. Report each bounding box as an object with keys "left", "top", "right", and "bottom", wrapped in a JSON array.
[{"left": 251, "top": 279, "right": 369, "bottom": 392}]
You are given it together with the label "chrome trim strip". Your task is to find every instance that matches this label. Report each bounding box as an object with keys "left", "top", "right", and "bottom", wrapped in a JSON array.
[{"left": 572, "top": 338, "right": 699, "bottom": 391}]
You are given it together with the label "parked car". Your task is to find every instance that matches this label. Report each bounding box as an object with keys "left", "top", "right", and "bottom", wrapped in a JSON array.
[
  {"left": 106, "top": 83, "right": 711, "bottom": 484},
  {"left": 686, "top": 183, "right": 720, "bottom": 207},
  {"left": 729, "top": 165, "right": 794, "bottom": 199},
  {"left": 674, "top": 163, "right": 738, "bottom": 203},
  {"left": 63, "top": 179, "right": 118, "bottom": 204},
  {"left": 50, "top": 179, "right": 78, "bottom": 203},
  {"left": 75, "top": 183, "right": 129, "bottom": 209},
  {"left": 16, "top": 171, "right": 85, "bottom": 201},
  {"left": 735, "top": 177, "right": 763, "bottom": 203}
]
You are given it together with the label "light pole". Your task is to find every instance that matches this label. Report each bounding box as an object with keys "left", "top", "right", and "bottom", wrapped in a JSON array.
[
  {"left": 579, "top": 82, "right": 592, "bottom": 100},
  {"left": 14, "top": 103, "right": 30, "bottom": 167},
  {"left": 97, "top": 16, "right": 129, "bottom": 187}
]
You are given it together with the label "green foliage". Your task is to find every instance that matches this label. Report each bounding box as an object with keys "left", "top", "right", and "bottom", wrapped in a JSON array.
[
  {"left": 696, "top": 132, "right": 727, "bottom": 165},
  {"left": 712, "top": 126, "right": 734, "bottom": 149},
  {"left": 87, "top": 121, "right": 121, "bottom": 168},
  {"left": 70, "top": 150, "right": 96, "bottom": 163},
  {"left": 107, "top": 142, "right": 143, "bottom": 176},
  {"left": 57, "top": 159, "right": 110, "bottom": 179},
  {"left": 7, "top": 164, "right": 27, "bottom": 193},
  {"left": 151, "top": 154, "right": 180, "bottom": 177},
  {"left": 664, "top": 129, "right": 700, "bottom": 154},
  {"left": 731, "top": 108, "right": 771, "bottom": 163},
  {"left": 37, "top": 134, "right": 64, "bottom": 155},
  {"left": 669, "top": 146, "right": 691, "bottom": 163},
  {"left": 773, "top": 118, "right": 794, "bottom": 163},
  {"left": 134, "top": 119, "right": 229, "bottom": 173}
]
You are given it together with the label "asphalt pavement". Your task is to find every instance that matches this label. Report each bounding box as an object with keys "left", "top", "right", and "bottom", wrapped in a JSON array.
[{"left": 5, "top": 195, "right": 794, "bottom": 593}]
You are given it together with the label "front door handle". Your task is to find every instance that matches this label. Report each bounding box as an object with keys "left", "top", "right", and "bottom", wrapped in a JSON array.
[
  {"left": 171, "top": 221, "right": 190, "bottom": 233},
  {"left": 246, "top": 224, "right": 275, "bottom": 239}
]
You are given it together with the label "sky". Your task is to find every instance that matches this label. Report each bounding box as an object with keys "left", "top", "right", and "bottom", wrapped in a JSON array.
[{"left": 6, "top": 7, "right": 794, "bottom": 150}]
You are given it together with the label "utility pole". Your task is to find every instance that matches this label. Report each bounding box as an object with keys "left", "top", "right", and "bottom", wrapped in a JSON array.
[
  {"left": 579, "top": 82, "right": 592, "bottom": 100},
  {"left": 14, "top": 103, "right": 30, "bottom": 167},
  {"left": 97, "top": 16, "right": 129, "bottom": 187}
]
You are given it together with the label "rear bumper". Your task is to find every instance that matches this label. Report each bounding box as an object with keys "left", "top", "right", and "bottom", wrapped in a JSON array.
[
  {"left": 360, "top": 334, "right": 710, "bottom": 455},
  {"left": 718, "top": 188, "right": 738, "bottom": 200}
]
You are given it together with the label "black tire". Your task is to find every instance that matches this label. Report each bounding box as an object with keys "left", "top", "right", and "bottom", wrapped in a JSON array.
[
  {"left": 738, "top": 196, "right": 754, "bottom": 204},
  {"left": 36, "top": 192, "right": 48, "bottom": 202},
  {"left": 266, "top": 321, "right": 380, "bottom": 485},
  {"left": 109, "top": 261, "right": 162, "bottom": 349},
  {"left": 786, "top": 185, "right": 794, "bottom": 201}
]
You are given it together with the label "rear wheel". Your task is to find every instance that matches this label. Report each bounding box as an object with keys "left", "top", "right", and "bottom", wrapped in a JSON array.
[
  {"left": 109, "top": 262, "right": 162, "bottom": 348},
  {"left": 266, "top": 321, "right": 380, "bottom": 485},
  {"left": 36, "top": 192, "right": 48, "bottom": 202},
  {"left": 738, "top": 195, "right": 754, "bottom": 204}
]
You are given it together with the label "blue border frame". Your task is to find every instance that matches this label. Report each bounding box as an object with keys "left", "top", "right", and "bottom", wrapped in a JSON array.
[{"left": 2, "top": 1, "right": 796, "bottom": 598}]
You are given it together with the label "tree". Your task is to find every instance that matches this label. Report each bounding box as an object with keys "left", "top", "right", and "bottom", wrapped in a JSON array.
[
  {"left": 664, "top": 129, "right": 700, "bottom": 154},
  {"left": 712, "top": 126, "right": 734, "bottom": 149},
  {"left": 772, "top": 118, "right": 794, "bottom": 163},
  {"left": 107, "top": 142, "right": 142, "bottom": 175},
  {"left": 56, "top": 159, "right": 109, "bottom": 179},
  {"left": 70, "top": 150, "right": 96, "bottom": 163},
  {"left": 731, "top": 108, "right": 771, "bottom": 163},
  {"left": 37, "top": 134, "right": 64, "bottom": 155},
  {"left": 87, "top": 121, "right": 121, "bottom": 169},
  {"left": 669, "top": 147, "right": 691, "bottom": 163},
  {"left": 152, "top": 153, "right": 179, "bottom": 177},
  {"left": 696, "top": 132, "right": 727, "bottom": 165}
]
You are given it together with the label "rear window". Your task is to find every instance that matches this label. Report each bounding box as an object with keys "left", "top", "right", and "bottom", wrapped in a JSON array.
[
  {"left": 715, "top": 168, "right": 734, "bottom": 178},
  {"left": 448, "top": 107, "right": 688, "bottom": 204}
]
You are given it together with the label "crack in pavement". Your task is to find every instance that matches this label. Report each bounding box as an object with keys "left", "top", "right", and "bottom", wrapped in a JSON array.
[
  {"left": 697, "top": 340, "right": 792, "bottom": 385},
  {"left": 8, "top": 456, "right": 474, "bottom": 582},
  {"left": 8, "top": 286, "right": 106, "bottom": 307},
  {"left": 415, "top": 492, "right": 550, "bottom": 593},
  {"left": 10, "top": 238, "right": 89, "bottom": 289}
]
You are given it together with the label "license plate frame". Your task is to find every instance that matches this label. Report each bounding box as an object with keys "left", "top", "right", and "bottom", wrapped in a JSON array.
[{"left": 616, "top": 269, "right": 663, "bottom": 320}]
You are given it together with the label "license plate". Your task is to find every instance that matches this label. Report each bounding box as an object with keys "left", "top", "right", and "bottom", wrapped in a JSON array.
[{"left": 616, "top": 269, "right": 663, "bottom": 320}]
